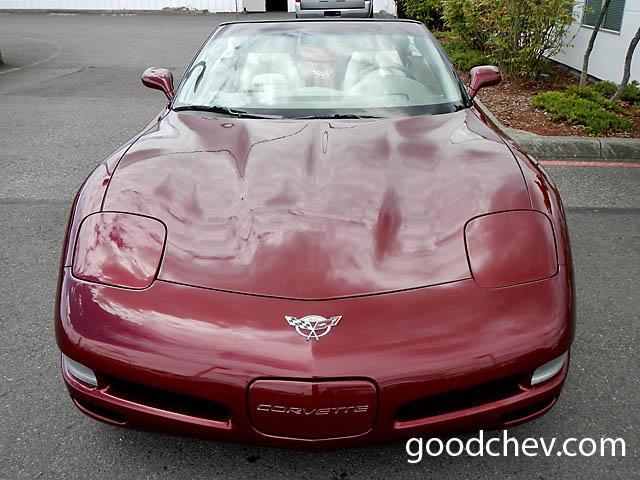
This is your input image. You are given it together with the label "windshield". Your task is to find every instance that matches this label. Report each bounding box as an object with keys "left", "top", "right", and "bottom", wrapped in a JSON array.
[{"left": 174, "top": 21, "right": 466, "bottom": 118}]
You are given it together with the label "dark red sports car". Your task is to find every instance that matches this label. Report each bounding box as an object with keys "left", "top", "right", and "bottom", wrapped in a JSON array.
[{"left": 56, "top": 19, "right": 574, "bottom": 449}]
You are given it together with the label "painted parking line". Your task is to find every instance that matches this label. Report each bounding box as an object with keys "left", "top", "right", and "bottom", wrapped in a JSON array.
[
  {"left": 0, "top": 37, "right": 62, "bottom": 75},
  {"left": 540, "top": 160, "right": 640, "bottom": 168}
]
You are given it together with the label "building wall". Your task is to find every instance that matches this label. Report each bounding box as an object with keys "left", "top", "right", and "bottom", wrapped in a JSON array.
[
  {"left": 0, "top": 1, "right": 241, "bottom": 11},
  {"left": 551, "top": 0, "right": 640, "bottom": 83},
  {"left": 0, "top": 0, "right": 396, "bottom": 14}
]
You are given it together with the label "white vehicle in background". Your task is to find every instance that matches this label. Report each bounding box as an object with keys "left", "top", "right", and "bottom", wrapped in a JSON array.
[{"left": 295, "top": 0, "right": 373, "bottom": 18}]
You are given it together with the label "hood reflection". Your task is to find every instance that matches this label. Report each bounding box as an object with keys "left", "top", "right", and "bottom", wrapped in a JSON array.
[{"left": 103, "top": 110, "right": 530, "bottom": 299}]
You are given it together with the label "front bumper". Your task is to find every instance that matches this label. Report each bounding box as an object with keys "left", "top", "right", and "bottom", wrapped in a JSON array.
[
  {"left": 56, "top": 265, "right": 574, "bottom": 449},
  {"left": 295, "top": 2, "right": 372, "bottom": 18}
]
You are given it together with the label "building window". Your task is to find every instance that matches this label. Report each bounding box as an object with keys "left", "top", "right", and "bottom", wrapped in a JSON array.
[{"left": 582, "top": 0, "right": 626, "bottom": 32}]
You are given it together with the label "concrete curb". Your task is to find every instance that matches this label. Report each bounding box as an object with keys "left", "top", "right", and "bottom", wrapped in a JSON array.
[{"left": 475, "top": 99, "right": 640, "bottom": 161}]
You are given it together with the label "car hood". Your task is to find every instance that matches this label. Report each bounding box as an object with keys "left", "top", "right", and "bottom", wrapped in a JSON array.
[{"left": 103, "top": 110, "right": 530, "bottom": 299}]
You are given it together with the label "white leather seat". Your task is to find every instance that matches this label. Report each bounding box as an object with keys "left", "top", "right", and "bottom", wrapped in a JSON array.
[
  {"left": 343, "top": 50, "right": 405, "bottom": 90},
  {"left": 240, "top": 53, "right": 304, "bottom": 93}
]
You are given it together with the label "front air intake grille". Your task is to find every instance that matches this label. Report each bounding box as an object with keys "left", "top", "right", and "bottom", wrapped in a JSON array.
[
  {"left": 107, "top": 377, "right": 230, "bottom": 422},
  {"left": 396, "top": 375, "right": 522, "bottom": 422}
]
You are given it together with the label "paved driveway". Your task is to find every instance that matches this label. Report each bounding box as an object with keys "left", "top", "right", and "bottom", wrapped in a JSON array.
[{"left": 0, "top": 12, "right": 638, "bottom": 480}]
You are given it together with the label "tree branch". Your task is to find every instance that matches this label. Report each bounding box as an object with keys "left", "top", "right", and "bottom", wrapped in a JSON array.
[
  {"left": 580, "top": 0, "right": 612, "bottom": 86},
  {"left": 611, "top": 26, "right": 640, "bottom": 100}
]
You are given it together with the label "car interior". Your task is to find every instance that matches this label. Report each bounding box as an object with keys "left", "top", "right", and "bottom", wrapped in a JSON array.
[{"left": 177, "top": 30, "right": 463, "bottom": 111}]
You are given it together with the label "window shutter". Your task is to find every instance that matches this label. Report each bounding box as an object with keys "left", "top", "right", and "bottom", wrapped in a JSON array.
[
  {"left": 603, "top": 0, "right": 626, "bottom": 32},
  {"left": 582, "top": 0, "right": 603, "bottom": 27}
]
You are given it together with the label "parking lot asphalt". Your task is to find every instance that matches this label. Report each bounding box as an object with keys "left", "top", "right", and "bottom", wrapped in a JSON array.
[{"left": 1, "top": 12, "right": 638, "bottom": 480}]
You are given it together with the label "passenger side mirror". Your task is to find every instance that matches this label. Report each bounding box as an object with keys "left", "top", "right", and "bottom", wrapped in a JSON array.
[
  {"left": 468, "top": 66, "right": 501, "bottom": 99},
  {"left": 142, "top": 67, "right": 174, "bottom": 100}
]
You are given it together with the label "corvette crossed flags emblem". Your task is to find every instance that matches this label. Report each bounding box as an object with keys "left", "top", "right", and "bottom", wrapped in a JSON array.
[{"left": 284, "top": 315, "right": 342, "bottom": 341}]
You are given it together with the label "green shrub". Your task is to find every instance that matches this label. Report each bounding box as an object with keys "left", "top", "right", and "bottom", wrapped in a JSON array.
[
  {"left": 591, "top": 81, "right": 618, "bottom": 98},
  {"left": 442, "top": 0, "right": 493, "bottom": 50},
  {"left": 399, "top": 0, "right": 445, "bottom": 30},
  {"left": 532, "top": 91, "right": 632, "bottom": 135},
  {"left": 592, "top": 80, "right": 640, "bottom": 104},
  {"left": 535, "top": 61, "right": 557, "bottom": 77},
  {"left": 624, "top": 81, "right": 640, "bottom": 103},
  {"left": 437, "top": 33, "right": 490, "bottom": 70},
  {"left": 564, "top": 85, "right": 626, "bottom": 114},
  {"left": 442, "top": 0, "right": 576, "bottom": 79}
]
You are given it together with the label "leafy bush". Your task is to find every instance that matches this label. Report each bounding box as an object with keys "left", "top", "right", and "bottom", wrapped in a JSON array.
[
  {"left": 591, "top": 81, "right": 618, "bottom": 98},
  {"left": 441, "top": 0, "right": 493, "bottom": 50},
  {"left": 532, "top": 91, "right": 632, "bottom": 135},
  {"left": 436, "top": 32, "right": 490, "bottom": 70},
  {"left": 399, "top": 0, "right": 445, "bottom": 30},
  {"left": 441, "top": 0, "right": 576, "bottom": 79},
  {"left": 621, "top": 81, "right": 640, "bottom": 103},
  {"left": 592, "top": 80, "right": 640, "bottom": 104},
  {"left": 564, "top": 85, "right": 626, "bottom": 114}
]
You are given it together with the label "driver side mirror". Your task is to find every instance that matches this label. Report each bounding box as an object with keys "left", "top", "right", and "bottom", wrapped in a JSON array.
[
  {"left": 468, "top": 65, "right": 501, "bottom": 99},
  {"left": 142, "top": 67, "right": 174, "bottom": 100}
]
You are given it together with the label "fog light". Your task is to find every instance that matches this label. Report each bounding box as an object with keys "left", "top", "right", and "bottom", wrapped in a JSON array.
[
  {"left": 62, "top": 354, "right": 97, "bottom": 387},
  {"left": 531, "top": 352, "right": 567, "bottom": 386}
]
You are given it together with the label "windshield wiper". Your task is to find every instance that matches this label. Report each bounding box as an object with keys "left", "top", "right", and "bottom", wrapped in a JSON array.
[
  {"left": 174, "top": 106, "right": 383, "bottom": 120},
  {"left": 173, "top": 105, "right": 283, "bottom": 119},
  {"left": 295, "top": 113, "right": 384, "bottom": 120}
]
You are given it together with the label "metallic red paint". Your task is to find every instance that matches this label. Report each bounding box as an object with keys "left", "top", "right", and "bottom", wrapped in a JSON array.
[
  {"left": 61, "top": 111, "right": 167, "bottom": 268},
  {"left": 73, "top": 212, "right": 166, "bottom": 289},
  {"left": 249, "top": 380, "right": 377, "bottom": 439},
  {"left": 141, "top": 67, "right": 174, "bottom": 100},
  {"left": 55, "top": 21, "right": 575, "bottom": 449},
  {"left": 465, "top": 210, "right": 558, "bottom": 288},
  {"left": 101, "top": 110, "right": 531, "bottom": 299},
  {"left": 57, "top": 262, "right": 573, "bottom": 448},
  {"left": 468, "top": 65, "right": 502, "bottom": 99}
]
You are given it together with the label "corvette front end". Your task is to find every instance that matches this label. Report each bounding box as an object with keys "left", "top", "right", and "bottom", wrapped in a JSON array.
[
  {"left": 55, "top": 19, "right": 575, "bottom": 449},
  {"left": 57, "top": 258, "right": 573, "bottom": 448}
]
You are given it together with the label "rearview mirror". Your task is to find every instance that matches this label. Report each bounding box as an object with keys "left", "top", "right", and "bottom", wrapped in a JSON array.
[
  {"left": 142, "top": 67, "right": 174, "bottom": 100},
  {"left": 468, "top": 65, "right": 501, "bottom": 99}
]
